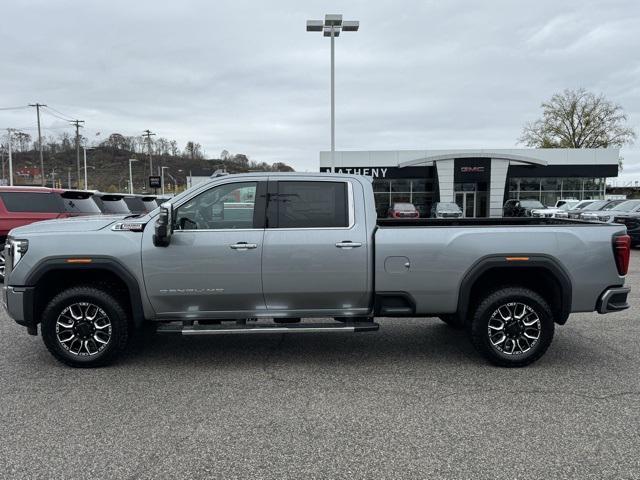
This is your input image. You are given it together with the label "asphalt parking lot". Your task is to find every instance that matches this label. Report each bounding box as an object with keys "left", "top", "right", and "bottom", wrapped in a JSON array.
[{"left": 1, "top": 256, "right": 640, "bottom": 479}]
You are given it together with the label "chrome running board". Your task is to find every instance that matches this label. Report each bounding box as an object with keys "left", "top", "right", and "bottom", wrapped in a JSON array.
[{"left": 157, "top": 321, "right": 379, "bottom": 336}]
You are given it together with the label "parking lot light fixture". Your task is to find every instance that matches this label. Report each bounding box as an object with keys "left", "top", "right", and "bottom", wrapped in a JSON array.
[{"left": 306, "top": 14, "right": 359, "bottom": 173}]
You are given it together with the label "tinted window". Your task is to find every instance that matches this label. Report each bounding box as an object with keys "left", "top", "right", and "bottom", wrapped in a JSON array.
[
  {"left": 174, "top": 182, "right": 257, "bottom": 230},
  {"left": 94, "top": 196, "right": 131, "bottom": 214},
  {"left": 123, "top": 197, "right": 147, "bottom": 213},
  {"left": 580, "top": 200, "right": 607, "bottom": 211},
  {"left": 271, "top": 181, "right": 348, "bottom": 228},
  {"left": 59, "top": 192, "right": 101, "bottom": 214},
  {"left": 0, "top": 192, "right": 63, "bottom": 213}
]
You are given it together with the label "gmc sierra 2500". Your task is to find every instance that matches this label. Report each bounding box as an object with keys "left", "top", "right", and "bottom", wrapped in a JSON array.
[{"left": 2, "top": 173, "right": 631, "bottom": 368}]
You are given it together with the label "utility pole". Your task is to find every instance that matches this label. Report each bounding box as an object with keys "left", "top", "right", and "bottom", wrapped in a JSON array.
[
  {"left": 6, "top": 128, "right": 15, "bottom": 186},
  {"left": 142, "top": 129, "right": 155, "bottom": 179},
  {"left": 29, "top": 103, "right": 47, "bottom": 186},
  {"left": 70, "top": 120, "right": 84, "bottom": 188}
]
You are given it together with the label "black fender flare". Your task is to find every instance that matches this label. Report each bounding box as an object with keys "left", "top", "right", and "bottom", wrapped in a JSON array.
[
  {"left": 25, "top": 256, "right": 146, "bottom": 328},
  {"left": 456, "top": 254, "right": 573, "bottom": 324}
]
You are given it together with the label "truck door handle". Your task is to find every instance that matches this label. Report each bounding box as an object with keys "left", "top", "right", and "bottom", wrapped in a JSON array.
[
  {"left": 230, "top": 242, "right": 258, "bottom": 250},
  {"left": 335, "top": 241, "right": 362, "bottom": 249}
]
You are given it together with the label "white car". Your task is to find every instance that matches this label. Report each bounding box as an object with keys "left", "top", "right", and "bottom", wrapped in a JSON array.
[{"left": 531, "top": 200, "right": 581, "bottom": 218}]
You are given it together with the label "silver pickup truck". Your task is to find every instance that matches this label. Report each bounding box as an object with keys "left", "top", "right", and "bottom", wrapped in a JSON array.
[{"left": 2, "top": 173, "right": 631, "bottom": 368}]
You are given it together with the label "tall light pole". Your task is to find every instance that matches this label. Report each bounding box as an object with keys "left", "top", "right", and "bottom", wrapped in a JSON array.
[
  {"left": 161, "top": 166, "right": 169, "bottom": 195},
  {"left": 142, "top": 129, "right": 155, "bottom": 177},
  {"left": 29, "top": 103, "right": 47, "bottom": 186},
  {"left": 307, "top": 14, "right": 359, "bottom": 173},
  {"left": 82, "top": 146, "right": 96, "bottom": 190},
  {"left": 128, "top": 159, "right": 137, "bottom": 194},
  {"left": 70, "top": 119, "right": 84, "bottom": 187},
  {"left": 6, "top": 128, "right": 16, "bottom": 186}
]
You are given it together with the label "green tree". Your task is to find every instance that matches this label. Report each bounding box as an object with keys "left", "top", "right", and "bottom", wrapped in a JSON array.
[{"left": 520, "top": 88, "right": 636, "bottom": 148}]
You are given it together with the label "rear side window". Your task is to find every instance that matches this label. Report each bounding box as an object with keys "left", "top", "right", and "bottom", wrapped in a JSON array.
[
  {"left": 59, "top": 192, "right": 101, "bottom": 214},
  {"left": 94, "top": 196, "right": 131, "bottom": 214},
  {"left": 123, "top": 197, "right": 146, "bottom": 213},
  {"left": 0, "top": 192, "right": 63, "bottom": 213},
  {"left": 269, "top": 181, "right": 348, "bottom": 228}
]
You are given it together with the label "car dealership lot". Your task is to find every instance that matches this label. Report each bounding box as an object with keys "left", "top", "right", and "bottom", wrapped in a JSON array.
[{"left": 1, "top": 258, "right": 639, "bottom": 479}]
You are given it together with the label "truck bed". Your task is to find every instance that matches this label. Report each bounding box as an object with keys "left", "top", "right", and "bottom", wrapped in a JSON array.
[
  {"left": 377, "top": 217, "right": 606, "bottom": 227},
  {"left": 374, "top": 218, "right": 625, "bottom": 315}
]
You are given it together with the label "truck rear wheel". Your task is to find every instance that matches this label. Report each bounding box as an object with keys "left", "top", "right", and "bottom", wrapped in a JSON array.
[
  {"left": 41, "top": 287, "right": 129, "bottom": 368},
  {"left": 470, "top": 287, "right": 554, "bottom": 367}
]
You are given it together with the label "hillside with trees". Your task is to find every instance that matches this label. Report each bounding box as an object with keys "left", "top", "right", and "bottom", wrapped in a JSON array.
[{"left": 0, "top": 132, "right": 294, "bottom": 193}]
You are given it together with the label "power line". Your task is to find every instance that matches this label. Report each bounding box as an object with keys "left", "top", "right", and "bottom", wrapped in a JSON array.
[
  {"left": 41, "top": 107, "right": 73, "bottom": 122},
  {"left": 0, "top": 105, "right": 29, "bottom": 111},
  {"left": 43, "top": 105, "right": 75, "bottom": 121}
]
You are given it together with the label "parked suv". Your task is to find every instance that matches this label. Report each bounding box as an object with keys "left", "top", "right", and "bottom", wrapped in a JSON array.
[
  {"left": 92, "top": 193, "right": 132, "bottom": 214},
  {"left": 558, "top": 200, "right": 597, "bottom": 219},
  {"left": 387, "top": 202, "right": 419, "bottom": 218},
  {"left": 0, "top": 187, "right": 100, "bottom": 280},
  {"left": 580, "top": 199, "right": 640, "bottom": 223},
  {"left": 431, "top": 202, "right": 463, "bottom": 218},
  {"left": 503, "top": 199, "right": 545, "bottom": 217}
]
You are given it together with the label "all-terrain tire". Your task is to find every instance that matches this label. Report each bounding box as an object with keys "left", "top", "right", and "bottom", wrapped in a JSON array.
[
  {"left": 470, "top": 287, "right": 554, "bottom": 367},
  {"left": 41, "top": 286, "right": 129, "bottom": 368}
]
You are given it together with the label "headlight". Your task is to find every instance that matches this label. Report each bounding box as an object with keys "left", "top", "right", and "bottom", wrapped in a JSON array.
[
  {"left": 556, "top": 212, "right": 568, "bottom": 218},
  {"left": 8, "top": 238, "right": 29, "bottom": 269},
  {"left": 597, "top": 215, "right": 612, "bottom": 222}
]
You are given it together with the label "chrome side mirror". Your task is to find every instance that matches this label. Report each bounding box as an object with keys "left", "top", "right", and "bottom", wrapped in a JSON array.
[{"left": 153, "top": 202, "right": 173, "bottom": 247}]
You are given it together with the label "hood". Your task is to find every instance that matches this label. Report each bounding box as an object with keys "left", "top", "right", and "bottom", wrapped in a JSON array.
[{"left": 9, "top": 214, "right": 129, "bottom": 236}]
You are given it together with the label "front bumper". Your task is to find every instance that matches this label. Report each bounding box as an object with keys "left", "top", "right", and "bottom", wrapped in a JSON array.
[
  {"left": 3, "top": 285, "right": 37, "bottom": 334},
  {"left": 597, "top": 287, "right": 630, "bottom": 314}
]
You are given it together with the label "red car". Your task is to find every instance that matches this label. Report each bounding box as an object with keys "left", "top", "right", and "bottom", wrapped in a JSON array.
[
  {"left": 0, "top": 187, "right": 100, "bottom": 280},
  {"left": 386, "top": 202, "right": 420, "bottom": 218}
]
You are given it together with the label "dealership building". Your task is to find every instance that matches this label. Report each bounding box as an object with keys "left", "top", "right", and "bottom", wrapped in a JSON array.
[{"left": 319, "top": 148, "right": 620, "bottom": 218}]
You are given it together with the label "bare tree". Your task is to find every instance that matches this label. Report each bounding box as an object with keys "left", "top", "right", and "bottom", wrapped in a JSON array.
[{"left": 520, "top": 88, "right": 636, "bottom": 148}]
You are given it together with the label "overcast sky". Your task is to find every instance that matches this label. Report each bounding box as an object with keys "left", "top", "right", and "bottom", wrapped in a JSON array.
[{"left": 1, "top": 0, "right": 638, "bottom": 180}]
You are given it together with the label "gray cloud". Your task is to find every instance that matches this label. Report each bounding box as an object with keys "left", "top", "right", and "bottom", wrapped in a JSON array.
[{"left": 1, "top": 0, "right": 638, "bottom": 175}]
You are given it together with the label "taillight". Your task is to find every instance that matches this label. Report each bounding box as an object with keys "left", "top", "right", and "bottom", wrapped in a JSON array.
[{"left": 613, "top": 234, "right": 631, "bottom": 276}]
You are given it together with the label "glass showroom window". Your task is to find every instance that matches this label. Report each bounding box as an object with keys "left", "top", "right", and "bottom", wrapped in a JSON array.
[
  {"left": 373, "top": 178, "right": 433, "bottom": 218},
  {"left": 508, "top": 177, "right": 606, "bottom": 205}
]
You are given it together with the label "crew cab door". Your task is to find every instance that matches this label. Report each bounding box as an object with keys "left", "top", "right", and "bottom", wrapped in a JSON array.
[
  {"left": 261, "top": 178, "right": 370, "bottom": 316},
  {"left": 141, "top": 180, "right": 267, "bottom": 318}
]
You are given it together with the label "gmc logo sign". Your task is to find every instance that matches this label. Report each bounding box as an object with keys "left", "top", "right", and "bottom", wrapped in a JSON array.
[{"left": 460, "top": 166, "right": 485, "bottom": 173}]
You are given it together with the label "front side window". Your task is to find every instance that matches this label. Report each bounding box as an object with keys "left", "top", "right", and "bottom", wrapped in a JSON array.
[
  {"left": 174, "top": 182, "right": 257, "bottom": 230},
  {"left": 269, "top": 181, "right": 348, "bottom": 228}
]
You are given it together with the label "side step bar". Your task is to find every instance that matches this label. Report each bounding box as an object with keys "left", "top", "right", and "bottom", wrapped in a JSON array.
[{"left": 157, "top": 321, "right": 379, "bottom": 336}]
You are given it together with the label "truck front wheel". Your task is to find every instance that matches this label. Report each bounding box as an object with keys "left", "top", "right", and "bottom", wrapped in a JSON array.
[
  {"left": 41, "top": 287, "right": 130, "bottom": 368},
  {"left": 470, "top": 287, "right": 554, "bottom": 367}
]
